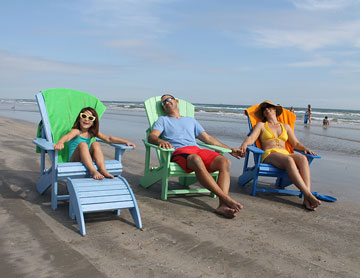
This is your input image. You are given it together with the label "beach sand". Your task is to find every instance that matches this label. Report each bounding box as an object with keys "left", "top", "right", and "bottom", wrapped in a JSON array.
[{"left": 0, "top": 116, "right": 359, "bottom": 278}]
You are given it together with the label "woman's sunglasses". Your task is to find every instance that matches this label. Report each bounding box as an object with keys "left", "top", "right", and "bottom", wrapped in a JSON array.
[
  {"left": 161, "top": 97, "right": 175, "bottom": 107},
  {"left": 262, "top": 104, "right": 275, "bottom": 111},
  {"left": 80, "top": 113, "right": 96, "bottom": 122}
]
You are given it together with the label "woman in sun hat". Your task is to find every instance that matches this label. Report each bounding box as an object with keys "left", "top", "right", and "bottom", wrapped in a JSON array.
[{"left": 238, "top": 100, "right": 321, "bottom": 211}]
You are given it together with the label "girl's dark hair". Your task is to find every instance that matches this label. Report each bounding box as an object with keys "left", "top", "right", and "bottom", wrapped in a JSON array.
[{"left": 72, "top": 107, "right": 99, "bottom": 136}]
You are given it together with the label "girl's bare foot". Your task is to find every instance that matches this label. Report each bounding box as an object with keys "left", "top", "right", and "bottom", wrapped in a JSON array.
[
  {"left": 90, "top": 170, "right": 104, "bottom": 180},
  {"left": 215, "top": 205, "right": 237, "bottom": 219},
  {"left": 99, "top": 169, "right": 114, "bottom": 179}
]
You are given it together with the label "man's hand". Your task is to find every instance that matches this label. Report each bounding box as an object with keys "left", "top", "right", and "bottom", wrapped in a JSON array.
[
  {"left": 230, "top": 148, "right": 241, "bottom": 159},
  {"left": 158, "top": 139, "right": 174, "bottom": 149}
]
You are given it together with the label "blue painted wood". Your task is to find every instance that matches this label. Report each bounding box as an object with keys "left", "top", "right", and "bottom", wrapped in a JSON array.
[
  {"left": 33, "top": 90, "right": 132, "bottom": 210},
  {"left": 67, "top": 177, "right": 142, "bottom": 236}
]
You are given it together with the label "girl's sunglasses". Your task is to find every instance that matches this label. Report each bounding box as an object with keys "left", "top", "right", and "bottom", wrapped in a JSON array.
[{"left": 80, "top": 113, "right": 96, "bottom": 122}]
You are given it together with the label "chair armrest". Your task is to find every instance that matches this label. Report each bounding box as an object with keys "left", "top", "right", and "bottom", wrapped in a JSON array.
[
  {"left": 96, "top": 138, "right": 134, "bottom": 150},
  {"left": 197, "top": 142, "right": 232, "bottom": 153},
  {"left": 247, "top": 145, "right": 264, "bottom": 154},
  {"left": 295, "top": 150, "right": 321, "bottom": 159},
  {"left": 33, "top": 138, "right": 55, "bottom": 151},
  {"left": 142, "top": 139, "right": 174, "bottom": 152}
]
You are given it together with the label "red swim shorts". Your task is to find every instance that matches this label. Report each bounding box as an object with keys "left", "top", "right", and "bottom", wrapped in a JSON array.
[{"left": 171, "top": 146, "right": 221, "bottom": 173}]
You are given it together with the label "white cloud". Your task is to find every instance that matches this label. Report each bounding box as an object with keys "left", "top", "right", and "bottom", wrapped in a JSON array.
[
  {"left": 79, "top": 0, "right": 170, "bottom": 38},
  {"left": 288, "top": 57, "right": 333, "bottom": 67},
  {"left": 291, "top": 0, "right": 360, "bottom": 10},
  {"left": 253, "top": 19, "right": 360, "bottom": 50},
  {"left": 0, "top": 51, "right": 116, "bottom": 75}
]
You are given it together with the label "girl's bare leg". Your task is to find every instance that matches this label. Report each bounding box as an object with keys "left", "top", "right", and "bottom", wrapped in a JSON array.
[
  {"left": 71, "top": 142, "right": 104, "bottom": 180},
  {"left": 264, "top": 153, "right": 321, "bottom": 210},
  {"left": 90, "top": 142, "right": 114, "bottom": 179}
]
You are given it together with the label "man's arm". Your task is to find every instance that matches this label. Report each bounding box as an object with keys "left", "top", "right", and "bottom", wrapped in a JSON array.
[
  {"left": 197, "top": 132, "right": 240, "bottom": 159},
  {"left": 148, "top": 129, "right": 174, "bottom": 149}
]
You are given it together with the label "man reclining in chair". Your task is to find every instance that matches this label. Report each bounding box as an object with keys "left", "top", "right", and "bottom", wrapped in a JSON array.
[{"left": 148, "top": 94, "right": 243, "bottom": 218}]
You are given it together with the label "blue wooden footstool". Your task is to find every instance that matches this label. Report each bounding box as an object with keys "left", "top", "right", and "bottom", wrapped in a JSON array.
[{"left": 67, "top": 176, "right": 142, "bottom": 236}]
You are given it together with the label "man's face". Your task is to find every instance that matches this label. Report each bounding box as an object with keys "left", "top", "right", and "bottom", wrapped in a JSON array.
[{"left": 161, "top": 95, "right": 177, "bottom": 111}]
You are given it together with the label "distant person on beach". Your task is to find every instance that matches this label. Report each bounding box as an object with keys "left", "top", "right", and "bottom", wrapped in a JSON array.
[
  {"left": 290, "top": 106, "right": 295, "bottom": 113},
  {"left": 323, "top": 116, "right": 330, "bottom": 126},
  {"left": 304, "top": 104, "right": 312, "bottom": 124},
  {"left": 237, "top": 100, "right": 321, "bottom": 211},
  {"left": 54, "top": 107, "right": 136, "bottom": 180},
  {"left": 148, "top": 94, "right": 243, "bottom": 218}
]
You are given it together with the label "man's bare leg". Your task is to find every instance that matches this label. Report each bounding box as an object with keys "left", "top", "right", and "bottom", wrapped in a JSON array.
[{"left": 187, "top": 154, "right": 242, "bottom": 218}]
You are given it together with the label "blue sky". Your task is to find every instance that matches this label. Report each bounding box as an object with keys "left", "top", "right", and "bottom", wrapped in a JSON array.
[{"left": 1, "top": 0, "right": 360, "bottom": 109}]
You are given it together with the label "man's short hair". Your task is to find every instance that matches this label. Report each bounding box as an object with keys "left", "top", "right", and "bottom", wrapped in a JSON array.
[{"left": 161, "top": 93, "right": 175, "bottom": 99}]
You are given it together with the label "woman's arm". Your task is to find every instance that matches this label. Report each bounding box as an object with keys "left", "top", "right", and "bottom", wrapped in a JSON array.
[
  {"left": 285, "top": 125, "right": 317, "bottom": 155},
  {"left": 97, "top": 132, "right": 136, "bottom": 149},
  {"left": 238, "top": 123, "right": 263, "bottom": 157},
  {"left": 54, "top": 129, "right": 79, "bottom": 150}
]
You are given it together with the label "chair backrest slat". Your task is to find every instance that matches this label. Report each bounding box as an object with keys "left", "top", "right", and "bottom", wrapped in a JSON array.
[{"left": 36, "top": 92, "right": 53, "bottom": 143}]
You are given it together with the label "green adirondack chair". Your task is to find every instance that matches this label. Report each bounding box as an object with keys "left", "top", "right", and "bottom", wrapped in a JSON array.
[{"left": 139, "top": 96, "right": 232, "bottom": 200}]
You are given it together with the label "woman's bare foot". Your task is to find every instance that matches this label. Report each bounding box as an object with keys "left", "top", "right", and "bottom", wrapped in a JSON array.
[
  {"left": 99, "top": 168, "right": 114, "bottom": 179},
  {"left": 90, "top": 170, "right": 104, "bottom": 180},
  {"left": 303, "top": 194, "right": 321, "bottom": 211},
  {"left": 222, "top": 196, "right": 243, "bottom": 212},
  {"left": 215, "top": 205, "right": 237, "bottom": 219}
]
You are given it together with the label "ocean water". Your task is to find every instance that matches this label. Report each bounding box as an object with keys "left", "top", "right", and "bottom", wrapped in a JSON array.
[{"left": 1, "top": 98, "right": 359, "bottom": 158}]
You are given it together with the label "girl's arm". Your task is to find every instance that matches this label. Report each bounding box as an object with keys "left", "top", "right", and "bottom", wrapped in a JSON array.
[
  {"left": 285, "top": 125, "right": 318, "bottom": 155},
  {"left": 238, "top": 123, "right": 264, "bottom": 157},
  {"left": 97, "top": 132, "right": 136, "bottom": 149},
  {"left": 54, "top": 129, "right": 80, "bottom": 150}
]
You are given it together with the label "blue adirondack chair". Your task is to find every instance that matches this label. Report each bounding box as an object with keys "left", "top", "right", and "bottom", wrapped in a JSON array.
[
  {"left": 238, "top": 104, "right": 321, "bottom": 196},
  {"left": 33, "top": 88, "right": 133, "bottom": 210}
]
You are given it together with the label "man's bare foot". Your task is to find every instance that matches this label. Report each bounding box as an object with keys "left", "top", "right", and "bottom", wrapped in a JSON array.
[
  {"left": 304, "top": 194, "right": 321, "bottom": 211},
  {"left": 90, "top": 170, "right": 104, "bottom": 180},
  {"left": 222, "top": 196, "right": 243, "bottom": 212},
  {"left": 215, "top": 205, "right": 237, "bottom": 219},
  {"left": 99, "top": 169, "right": 114, "bottom": 179}
]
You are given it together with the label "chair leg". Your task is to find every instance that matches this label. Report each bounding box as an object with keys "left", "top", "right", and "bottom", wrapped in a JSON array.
[
  {"left": 51, "top": 180, "right": 58, "bottom": 210},
  {"left": 251, "top": 175, "right": 259, "bottom": 196},
  {"left": 161, "top": 176, "right": 169, "bottom": 201}
]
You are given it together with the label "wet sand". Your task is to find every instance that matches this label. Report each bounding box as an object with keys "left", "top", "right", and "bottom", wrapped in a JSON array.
[{"left": 0, "top": 116, "right": 359, "bottom": 277}]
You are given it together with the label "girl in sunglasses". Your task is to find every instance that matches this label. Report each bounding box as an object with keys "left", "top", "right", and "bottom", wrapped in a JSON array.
[{"left": 54, "top": 107, "right": 136, "bottom": 180}]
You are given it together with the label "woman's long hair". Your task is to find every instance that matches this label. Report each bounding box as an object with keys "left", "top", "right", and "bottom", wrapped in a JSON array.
[{"left": 72, "top": 107, "right": 99, "bottom": 136}]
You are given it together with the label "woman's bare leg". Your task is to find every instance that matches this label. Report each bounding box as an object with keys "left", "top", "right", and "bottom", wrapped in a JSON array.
[
  {"left": 90, "top": 142, "right": 114, "bottom": 178},
  {"left": 264, "top": 152, "right": 321, "bottom": 210},
  {"left": 70, "top": 142, "right": 104, "bottom": 180}
]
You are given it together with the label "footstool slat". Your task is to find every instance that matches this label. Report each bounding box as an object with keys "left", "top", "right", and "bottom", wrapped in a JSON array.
[
  {"left": 76, "top": 185, "right": 128, "bottom": 191},
  {"left": 82, "top": 201, "right": 135, "bottom": 212},
  {"left": 78, "top": 189, "right": 130, "bottom": 198},
  {"left": 80, "top": 195, "right": 133, "bottom": 204}
]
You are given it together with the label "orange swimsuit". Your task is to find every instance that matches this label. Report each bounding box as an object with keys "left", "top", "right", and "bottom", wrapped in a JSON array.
[{"left": 260, "top": 122, "right": 290, "bottom": 162}]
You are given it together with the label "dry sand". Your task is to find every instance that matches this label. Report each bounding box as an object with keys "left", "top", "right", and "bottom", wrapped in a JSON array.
[{"left": 0, "top": 116, "right": 359, "bottom": 278}]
